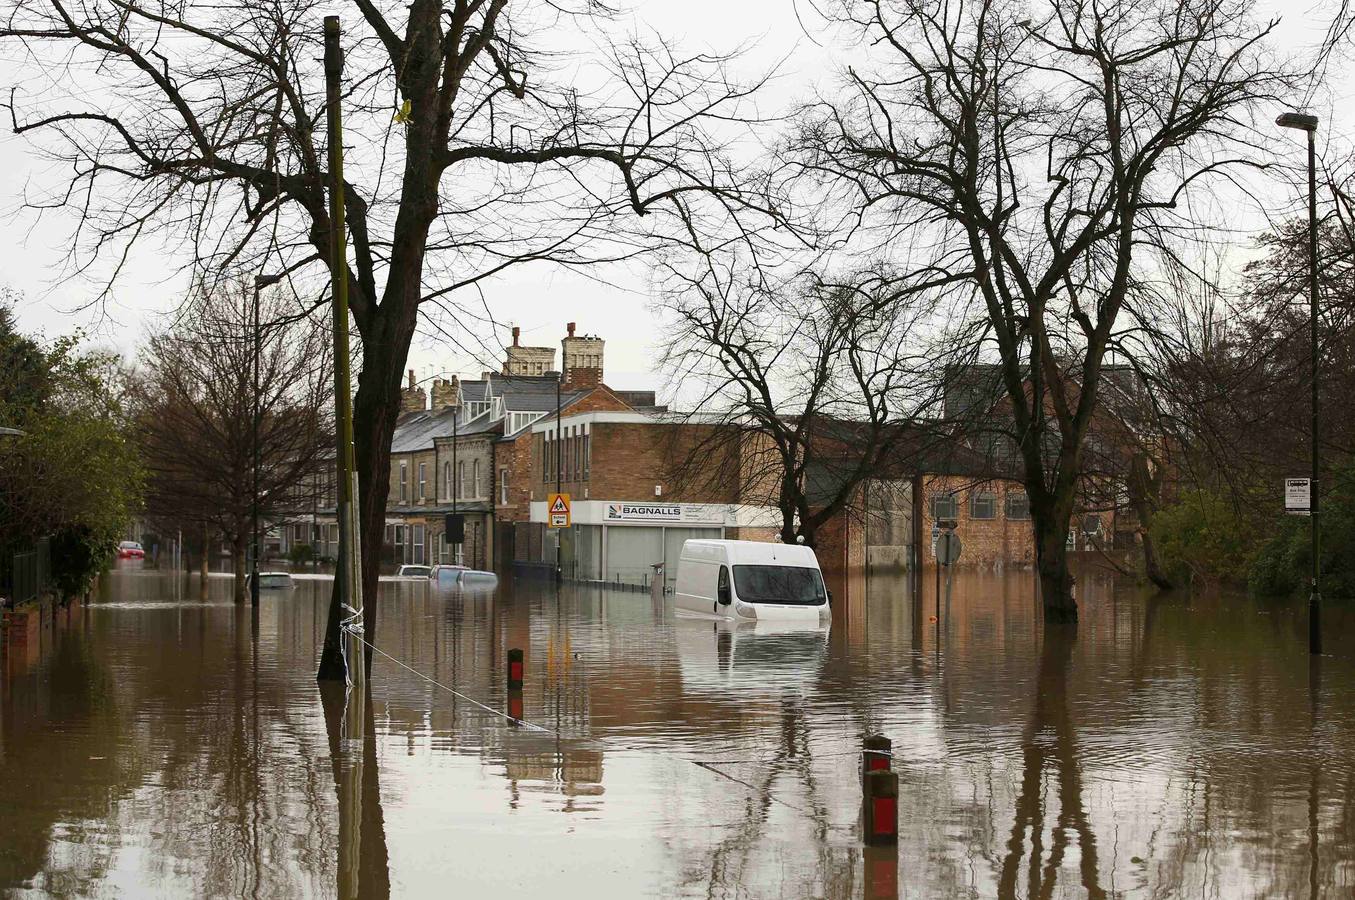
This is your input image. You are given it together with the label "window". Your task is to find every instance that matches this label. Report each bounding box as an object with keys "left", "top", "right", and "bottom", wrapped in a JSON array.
[
  {"left": 399, "top": 463, "right": 408, "bottom": 502},
  {"left": 418, "top": 463, "right": 427, "bottom": 500},
  {"left": 500, "top": 467, "right": 509, "bottom": 504},
  {"left": 1005, "top": 492, "right": 1030, "bottom": 520},
  {"left": 929, "top": 493, "right": 958, "bottom": 521},
  {"left": 1082, "top": 514, "right": 1102, "bottom": 535},
  {"left": 394, "top": 524, "right": 405, "bottom": 546},
  {"left": 412, "top": 524, "right": 425, "bottom": 564},
  {"left": 458, "top": 462, "right": 466, "bottom": 500},
  {"left": 508, "top": 411, "right": 545, "bottom": 434},
  {"left": 970, "top": 491, "right": 997, "bottom": 520},
  {"left": 444, "top": 461, "right": 451, "bottom": 499},
  {"left": 732, "top": 565, "right": 828, "bottom": 606},
  {"left": 583, "top": 433, "right": 590, "bottom": 480},
  {"left": 472, "top": 460, "right": 481, "bottom": 498}
]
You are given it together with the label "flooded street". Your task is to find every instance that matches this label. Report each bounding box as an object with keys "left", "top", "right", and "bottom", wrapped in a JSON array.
[{"left": 3, "top": 567, "right": 1354, "bottom": 898}]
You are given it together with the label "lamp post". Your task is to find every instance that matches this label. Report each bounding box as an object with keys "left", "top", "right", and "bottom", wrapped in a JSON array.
[
  {"left": 1276, "top": 110, "right": 1322, "bottom": 656},
  {"left": 546, "top": 368, "right": 563, "bottom": 582},
  {"left": 251, "top": 272, "right": 284, "bottom": 608}
]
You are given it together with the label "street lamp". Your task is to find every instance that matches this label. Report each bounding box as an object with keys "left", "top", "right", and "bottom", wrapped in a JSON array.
[
  {"left": 545, "top": 368, "right": 563, "bottom": 582},
  {"left": 251, "top": 272, "right": 285, "bottom": 608},
  {"left": 1275, "top": 109, "right": 1321, "bottom": 655}
]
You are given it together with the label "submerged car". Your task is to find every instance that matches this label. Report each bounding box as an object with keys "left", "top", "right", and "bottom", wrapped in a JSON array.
[
  {"left": 395, "top": 564, "right": 433, "bottom": 578},
  {"left": 116, "top": 541, "right": 145, "bottom": 560},
  {"left": 432, "top": 564, "right": 498, "bottom": 589},
  {"left": 246, "top": 571, "right": 295, "bottom": 590}
]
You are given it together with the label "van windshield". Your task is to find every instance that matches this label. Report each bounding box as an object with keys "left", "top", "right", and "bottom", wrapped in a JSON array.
[{"left": 732, "top": 565, "right": 826, "bottom": 605}]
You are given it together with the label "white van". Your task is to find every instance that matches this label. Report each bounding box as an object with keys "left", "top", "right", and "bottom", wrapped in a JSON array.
[{"left": 674, "top": 539, "right": 830, "bottom": 624}]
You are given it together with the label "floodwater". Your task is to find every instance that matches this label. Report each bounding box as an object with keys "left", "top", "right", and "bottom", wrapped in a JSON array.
[{"left": 2, "top": 565, "right": 1354, "bottom": 899}]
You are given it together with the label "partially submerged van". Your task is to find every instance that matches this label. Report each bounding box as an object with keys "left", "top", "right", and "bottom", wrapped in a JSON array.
[{"left": 674, "top": 539, "right": 829, "bottom": 624}]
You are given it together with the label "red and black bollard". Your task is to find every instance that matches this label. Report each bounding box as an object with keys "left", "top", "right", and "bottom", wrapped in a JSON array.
[
  {"left": 863, "top": 769, "right": 899, "bottom": 846},
  {"left": 507, "top": 647, "right": 524, "bottom": 691},
  {"left": 507, "top": 689, "right": 524, "bottom": 726},
  {"left": 862, "top": 734, "right": 892, "bottom": 777}
]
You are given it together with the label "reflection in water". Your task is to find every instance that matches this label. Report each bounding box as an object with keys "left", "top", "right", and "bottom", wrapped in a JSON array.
[
  {"left": 998, "top": 627, "right": 1103, "bottom": 899},
  {"left": 0, "top": 565, "right": 1353, "bottom": 897}
]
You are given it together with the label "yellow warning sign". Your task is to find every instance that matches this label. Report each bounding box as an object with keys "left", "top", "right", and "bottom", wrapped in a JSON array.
[{"left": 547, "top": 492, "right": 571, "bottom": 528}]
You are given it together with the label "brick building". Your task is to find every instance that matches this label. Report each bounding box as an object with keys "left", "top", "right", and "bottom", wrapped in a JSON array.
[{"left": 520, "top": 411, "right": 783, "bottom": 586}]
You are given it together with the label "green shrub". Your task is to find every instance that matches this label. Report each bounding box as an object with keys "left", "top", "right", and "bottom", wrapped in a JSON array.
[
  {"left": 1249, "top": 463, "right": 1355, "bottom": 599},
  {"left": 287, "top": 543, "right": 314, "bottom": 565},
  {"left": 1150, "top": 489, "right": 1257, "bottom": 586},
  {"left": 49, "top": 523, "right": 115, "bottom": 598}
]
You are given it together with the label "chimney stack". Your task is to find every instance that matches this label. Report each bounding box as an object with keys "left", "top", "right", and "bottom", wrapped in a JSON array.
[
  {"left": 561, "top": 323, "right": 604, "bottom": 391},
  {"left": 399, "top": 368, "right": 427, "bottom": 413},
  {"left": 430, "top": 375, "right": 460, "bottom": 411}
]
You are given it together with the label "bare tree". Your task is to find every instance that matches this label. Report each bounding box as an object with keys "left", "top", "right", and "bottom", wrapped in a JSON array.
[
  {"left": 792, "top": 0, "right": 1287, "bottom": 620},
  {"left": 661, "top": 263, "right": 943, "bottom": 547},
  {"left": 132, "top": 281, "right": 331, "bottom": 603},
  {"left": 2, "top": 0, "right": 781, "bottom": 674}
]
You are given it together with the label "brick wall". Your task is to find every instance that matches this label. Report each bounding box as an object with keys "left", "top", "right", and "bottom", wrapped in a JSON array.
[
  {"left": 526, "top": 387, "right": 638, "bottom": 502},
  {"left": 918, "top": 474, "right": 1034, "bottom": 566},
  {"left": 389, "top": 448, "right": 439, "bottom": 508}
]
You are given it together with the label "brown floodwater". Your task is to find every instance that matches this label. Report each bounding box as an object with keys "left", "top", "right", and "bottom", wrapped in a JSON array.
[{"left": 2, "top": 564, "right": 1353, "bottom": 898}]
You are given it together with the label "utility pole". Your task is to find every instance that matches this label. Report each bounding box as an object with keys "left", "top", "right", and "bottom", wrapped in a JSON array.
[
  {"left": 452, "top": 398, "right": 459, "bottom": 564},
  {"left": 251, "top": 273, "right": 282, "bottom": 608},
  {"left": 325, "top": 15, "right": 365, "bottom": 686},
  {"left": 555, "top": 364, "right": 562, "bottom": 582},
  {"left": 1276, "top": 110, "right": 1322, "bottom": 656}
]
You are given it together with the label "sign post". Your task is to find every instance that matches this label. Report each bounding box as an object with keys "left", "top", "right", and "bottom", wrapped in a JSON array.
[
  {"left": 547, "top": 493, "right": 572, "bottom": 529},
  {"left": 1285, "top": 477, "right": 1312, "bottom": 516}
]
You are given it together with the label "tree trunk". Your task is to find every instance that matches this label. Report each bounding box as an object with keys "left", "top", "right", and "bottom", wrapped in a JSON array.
[
  {"left": 317, "top": 319, "right": 415, "bottom": 680},
  {"left": 1128, "top": 454, "right": 1173, "bottom": 591},
  {"left": 232, "top": 533, "right": 247, "bottom": 604},
  {"left": 199, "top": 524, "right": 210, "bottom": 601},
  {"left": 1034, "top": 511, "right": 1078, "bottom": 623}
]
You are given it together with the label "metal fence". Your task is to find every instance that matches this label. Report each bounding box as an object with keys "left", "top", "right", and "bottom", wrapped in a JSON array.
[{"left": 3, "top": 537, "right": 51, "bottom": 606}]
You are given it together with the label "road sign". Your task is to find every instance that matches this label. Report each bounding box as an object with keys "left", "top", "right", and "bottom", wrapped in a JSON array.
[
  {"left": 1285, "top": 478, "right": 1312, "bottom": 516},
  {"left": 547, "top": 492, "right": 572, "bottom": 528},
  {"left": 936, "top": 530, "right": 962, "bottom": 566}
]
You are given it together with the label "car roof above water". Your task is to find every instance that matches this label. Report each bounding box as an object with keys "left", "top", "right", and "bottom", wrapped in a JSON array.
[{"left": 678, "top": 539, "right": 820, "bottom": 568}]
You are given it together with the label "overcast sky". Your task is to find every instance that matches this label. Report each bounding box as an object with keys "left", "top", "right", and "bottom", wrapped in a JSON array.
[{"left": 0, "top": 0, "right": 1343, "bottom": 398}]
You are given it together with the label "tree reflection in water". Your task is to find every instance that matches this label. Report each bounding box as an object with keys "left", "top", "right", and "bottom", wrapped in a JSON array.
[
  {"left": 321, "top": 680, "right": 390, "bottom": 900},
  {"left": 998, "top": 625, "right": 1105, "bottom": 900}
]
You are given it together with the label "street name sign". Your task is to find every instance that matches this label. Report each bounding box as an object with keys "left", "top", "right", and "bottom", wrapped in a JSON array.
[
  {"left": 547, "top": 492, "right": 572, "bottom": 528},
  {"left": 1285, "top": 478, "right": 1311, "bottom": 516},
  {"left": 936, "top": 530, "right": 962, "bottom": 566}
]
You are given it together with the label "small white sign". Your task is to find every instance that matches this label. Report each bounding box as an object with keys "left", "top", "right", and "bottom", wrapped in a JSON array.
[{"left": 1285, "top": 477, "right": 1312, "bottom": 516}]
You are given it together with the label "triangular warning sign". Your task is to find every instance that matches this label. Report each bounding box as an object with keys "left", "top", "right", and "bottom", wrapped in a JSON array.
[{"left": 550, "top": 495, "right": 569, "bottom": 514}]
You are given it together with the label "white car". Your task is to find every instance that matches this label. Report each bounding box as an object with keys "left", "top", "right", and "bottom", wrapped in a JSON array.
[{"left": 396, "top": 564, "right": 433, "bottom": 578}]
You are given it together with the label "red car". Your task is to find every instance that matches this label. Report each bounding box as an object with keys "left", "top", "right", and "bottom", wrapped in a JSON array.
[{"left": 117, "top": 541, "right": 146, "bottom": 560}]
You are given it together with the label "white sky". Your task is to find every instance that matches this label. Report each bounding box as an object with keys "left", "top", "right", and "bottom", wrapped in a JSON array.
[{"left": 0, "top": 0, "right": 1344, "bottom": 398}]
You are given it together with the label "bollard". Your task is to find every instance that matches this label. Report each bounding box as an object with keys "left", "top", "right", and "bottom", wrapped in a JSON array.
[
  {"left": 863, "top": 769, "right": 899, "bottom": 846},
  {"left": 862, "top": 844, "right": 899, "bottom": 900},
  {"left": 862, "top": 734, "right": 892, "bottom": 805},
  {"left": 507, "top": 688, "right": 524, "bottom": 726},
  {"left": 507, "top": 647, "right": 524, "bottom": 691}
]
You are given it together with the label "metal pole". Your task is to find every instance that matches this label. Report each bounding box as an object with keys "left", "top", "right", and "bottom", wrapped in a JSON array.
[
  {"left": 555, "top": 370, "right": 562, "bottom": 582},
  {"left": 453, "top": 400, "right": 458, "bottom": 564},
  {"left": 1306, "top": 127, "right": 1322, "bottom": 656},
  {"left": 325, "top": 16, "right": 364, "bottom": 686},
  {"left": 251, "top": 280, "right": 262, "bottom": 608}
]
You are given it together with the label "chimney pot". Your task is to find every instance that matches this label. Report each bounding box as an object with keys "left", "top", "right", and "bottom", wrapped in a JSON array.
[
  {"left": 407, "top": 369, "right": 415, "bottom": 389},
  {"left": 567, "top": 322, "right": 576, "bottom": 337},
  {"left": 511, "top": 326, "right": 520, "bottom": 346}
]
